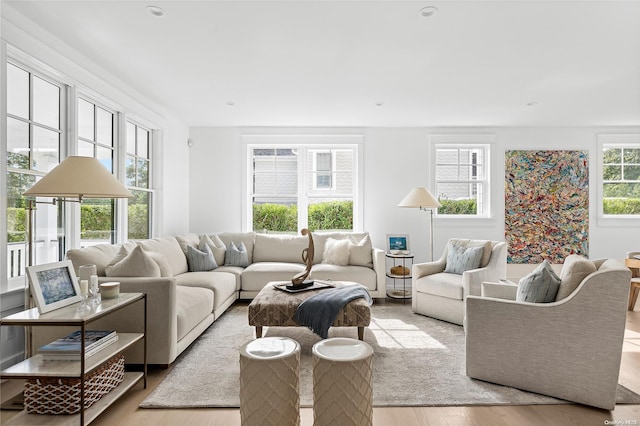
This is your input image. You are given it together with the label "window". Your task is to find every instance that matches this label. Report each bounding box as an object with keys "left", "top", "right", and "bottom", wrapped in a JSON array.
[
  {"left": 313, "top": 151, "right": 333, "bottom": 189},
  {"left": 431, "top": 135, "right": 492, "bottom": 217},
  {"left": 246, "top": 136, "right": 361, "bottom": 233},
  {"left": 126, "top": 121, "right": 152, "bottom": 239},
  {"left": 77, "top": 97, "right": 116, "bottom": 245},
  {"left": 599, "top": 134, "right": 640, "bottom": 217},
  {"left": 5, "top": 62, "right": 65, "bottom": 291}
]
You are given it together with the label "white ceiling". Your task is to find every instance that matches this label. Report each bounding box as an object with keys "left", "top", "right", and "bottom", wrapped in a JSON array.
[{"left": 4, "top": 0, "right": 640, "bottom": 127}]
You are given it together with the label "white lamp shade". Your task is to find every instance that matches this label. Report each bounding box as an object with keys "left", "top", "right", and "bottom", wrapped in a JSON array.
[
  {"left": 23, "top": 156, "right": 132, "bottom": 199},
  {"left": 397, "top": 187, "right": 441, "bottom": 209}
]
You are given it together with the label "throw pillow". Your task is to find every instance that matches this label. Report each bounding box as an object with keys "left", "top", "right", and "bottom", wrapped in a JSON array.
[
  {"left": 186, "top": 243, "right": 217, "bottom": 272},
  {"left": 516, "top": 260, "right": 561, "bottom": 303},
  {"left": 200, "top": 234, "right": 226, "bottom": 266},
  {"left": 224, "top": 241, "right": 249, "bottom": 267},
  {"left": 322, "top": 238, "right": 351, "bottom": 266},
  {"left": 348, "top": 234, "right": 373, "bottom": 267},
  {"left": 556, "top": 255, "right": 596, "bottom": 301},
  {"left": 105, "top": 245, "right": 161, "bottom": 277},
  {"left": 444, "top": 244, "right": 484, "bottom": 274}
]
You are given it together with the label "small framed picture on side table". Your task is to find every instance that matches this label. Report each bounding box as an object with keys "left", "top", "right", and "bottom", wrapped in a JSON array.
[
  {"left": 26, "top": 260, "right": 82, "bottom": 314},
  {"left": 387, "top": 234, "right": 410, "bottom": 255}
]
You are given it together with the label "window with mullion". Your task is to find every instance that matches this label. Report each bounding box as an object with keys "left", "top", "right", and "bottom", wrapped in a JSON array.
[
  {"left": 5, "top": 62, "right": 65, "bottom": 291},
  {"left": 250, "top": 145, "right": 356, "bottom": 233},
  {"left": 126, "top": 121, "right": 152, "bottom": 239},
  {"left": 77, "top": 97, "right": 116, "bottom": 246},
  {"left": 602, "top": 143, "right": 640, "bottom": 215},
  {"left": 434, "top": 143, "right": 489, "bottom": 216}
]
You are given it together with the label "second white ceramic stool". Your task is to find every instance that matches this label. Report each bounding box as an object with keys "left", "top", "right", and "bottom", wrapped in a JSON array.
[
  {"left": 239, "top": 337, "right": 301, "bottom": 426},
  {"left": 312, "top": 337, "right": 374, "bottom": 426}
]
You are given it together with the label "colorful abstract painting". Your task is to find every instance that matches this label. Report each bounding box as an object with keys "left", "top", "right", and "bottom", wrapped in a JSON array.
[{"left": 505, "top": 150, "right": 589, "bottom": 264}]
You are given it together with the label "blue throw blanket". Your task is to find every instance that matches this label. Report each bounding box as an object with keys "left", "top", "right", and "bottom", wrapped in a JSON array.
[{"left": 294, "top": 285, "right": 372, "bottom": 339}]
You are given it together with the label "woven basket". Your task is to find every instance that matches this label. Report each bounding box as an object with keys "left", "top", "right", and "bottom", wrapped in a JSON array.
[
  {"left": 390, "top": 265, "right": 410, "bottom": 276},
  {"left": 25, "top": 354, "right": 125, "bottom": 415}
]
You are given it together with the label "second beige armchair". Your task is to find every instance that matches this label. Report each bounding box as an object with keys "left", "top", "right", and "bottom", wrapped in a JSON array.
[{"left": 411, "top": 239, "right": 507, "bottom": 325}]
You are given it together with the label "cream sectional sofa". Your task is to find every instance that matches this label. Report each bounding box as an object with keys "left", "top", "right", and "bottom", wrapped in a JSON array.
[{"left": 32, "top": 231, "right": 384, "bottom": 366}]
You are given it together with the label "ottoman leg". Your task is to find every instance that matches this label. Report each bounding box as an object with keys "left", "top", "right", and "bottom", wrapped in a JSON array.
[
  {"left": 358, "top": 327, "right": 364, "bottom": 341},
  {"left": 255, "top": 326, "right": 263, "bottom": 338}
]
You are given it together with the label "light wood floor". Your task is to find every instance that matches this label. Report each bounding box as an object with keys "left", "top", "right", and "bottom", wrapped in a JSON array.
[{"left": 2, "top": 307, "right": 639, "bottom": 426}]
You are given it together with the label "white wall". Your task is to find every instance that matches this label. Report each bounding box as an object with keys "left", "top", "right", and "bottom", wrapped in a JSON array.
[{"left": 188, "top": 126, "right": 640, "bottom": 279}]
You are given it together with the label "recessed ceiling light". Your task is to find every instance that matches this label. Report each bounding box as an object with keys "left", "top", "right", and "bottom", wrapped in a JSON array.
[
  {"left": 226, "top": 102, "right": 236, "bottom": 107},
  {"left": 146, "top": 5, "right": 165, "bottom": 17},
  {"left": 526, "top": 101, "right": 538, "bottom": 107},
  {"left": 419, "top": 6, "right": 438, "bottom": 18},
  {"left": 375, "top": 102, "right": 384, "bottom": 107}
]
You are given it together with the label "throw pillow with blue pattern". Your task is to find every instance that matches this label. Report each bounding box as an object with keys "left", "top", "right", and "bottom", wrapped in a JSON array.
[
  {"left": 516, "top": 260, "right": 561, "bottom": 303},
  {"left": 224, "top": 241, "right": 250, "bottom": 267},
  {"left": 444, "top": 244, "right": 484, "bottom": 274},
  {"left": 186, "top": 242, "right": 217, "bottom": 272}
]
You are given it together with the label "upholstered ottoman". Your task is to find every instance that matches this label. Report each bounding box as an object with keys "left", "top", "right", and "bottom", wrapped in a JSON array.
[
  {"left": 248, "top": 281, "right": 371, "bottom": 340},
  {"left": 239, "top": 337, "right": 301, "bottom": 426},
  {"left": 312, "top": 337, "right": 374, "bottom": 426}
]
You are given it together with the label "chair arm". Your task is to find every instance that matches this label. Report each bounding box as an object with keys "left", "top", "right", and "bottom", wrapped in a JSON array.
[
  {"left": 462, "top": 266, "right": 503, "bottom": 297},
  {"left": 413, "top": 260, "right": 445, "bottom": 280},
  {"left": 481, "top": 281, "right": 517, "bottom": 300},
  {"left": 372, "top": 247, "right": 386, "bottom": 294}
]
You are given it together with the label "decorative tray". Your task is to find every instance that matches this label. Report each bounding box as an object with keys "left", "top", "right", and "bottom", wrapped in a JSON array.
[{"left": 273, "top": 280, "right": 336, "bottom": 293}]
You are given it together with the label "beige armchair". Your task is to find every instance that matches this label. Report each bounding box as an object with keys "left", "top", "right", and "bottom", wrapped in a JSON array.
[
  {"left": 411, "top": 239, "right": 507, "bottom": 325},
  {"left": 465, "top": 257, "right": 631, "bottom": 410}
]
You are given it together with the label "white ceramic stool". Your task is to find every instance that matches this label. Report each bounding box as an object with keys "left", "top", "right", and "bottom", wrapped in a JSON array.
[
  {"left": 312, "top": 337, "right": 374, "bottom": 426},
  {"left": 239, "top": 337, "right": 301, "bottom": 426}
]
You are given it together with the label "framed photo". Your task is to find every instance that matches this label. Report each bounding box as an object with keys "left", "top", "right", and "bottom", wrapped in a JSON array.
[
  {"left": 26, "top": 260, "right": 82, "bottom": 314},
  {"left": 387, "top": 234, "right": 410, "bottom": 254}
]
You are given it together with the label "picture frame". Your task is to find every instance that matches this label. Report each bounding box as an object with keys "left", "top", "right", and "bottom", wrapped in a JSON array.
[
  {"left": 26, "top": 260, "right": 82, "bottom": 314},
  {"left": 386, "top": 234, "right": 410, "bottom": 254}
]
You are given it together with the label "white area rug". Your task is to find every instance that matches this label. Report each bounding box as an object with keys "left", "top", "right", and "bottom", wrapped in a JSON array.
[{"left": 141, "top": 303, "right": 640, "bottom": 408}]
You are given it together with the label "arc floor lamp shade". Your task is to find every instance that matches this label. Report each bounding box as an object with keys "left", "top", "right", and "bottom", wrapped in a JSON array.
[
  {"left": 397, "top": 187, "right": 441, "bottom": 210},
  {"left": 23, "top": 156, "right": 132, "bottom": 199},
  {"left": 398, "top": 187, "right": 441, "bottom": 261}
]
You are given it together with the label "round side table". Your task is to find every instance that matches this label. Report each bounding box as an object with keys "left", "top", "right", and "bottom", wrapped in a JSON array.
[
  {"left": 312, "top": 337, "right": 374, "bottom": 426},
  {"left": 239, "top": 337, "right": 301, "bottom": 426}
]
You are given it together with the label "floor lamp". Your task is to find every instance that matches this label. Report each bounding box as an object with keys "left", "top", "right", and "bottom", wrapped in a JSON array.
[
  {"left": 397, "top": 187, "right": 441, "bottom": 261},
  {"left": 22, "top": 156, "right": 132, "bottom": 353}
]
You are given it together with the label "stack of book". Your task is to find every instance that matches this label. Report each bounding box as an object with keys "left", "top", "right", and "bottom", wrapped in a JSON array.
[{"left": 38, "top": 330, "right": 118, "bottom": 361}]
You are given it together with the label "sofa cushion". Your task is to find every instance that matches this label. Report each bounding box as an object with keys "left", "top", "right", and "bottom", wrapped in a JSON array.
[
  {"left": 186, "top": 244, "right": 217, "bottom": 272},
  {"left": 414, "top": 273, "right": 463, "bottom": 300},
  {"left": 174, "top": 271, "right": 237, "bottom": 312},
  {"left": 312, "top": 232, "right": 369, "bottom": 264},
  {"left": 310, "top": 264, "right": 377, "bottom": 291},
  {"left": 448, "top": 239, "right": 493, "bottom": 268},
  {"left": 200, "top": 234, "right": 226, "bottom": 266},
  {"left": 174, "top": 233, "right": 200, "bottom": 254},
  {"left": 556, "top": 255, "right": 596, "bottom": 301},
  {"left": 66, "top": 243, "right": 120, "bottom": 276},
  {"left": 516, "top": 260, "right": 561, "bottom": 303},
  {"left": 105, "top": 245, "right": 161, "bottom": 277},
  {"left": 348, "top": 234, "right": 373, "bottom": 267},
  {"left": 241, "top": 262, "right": 306, "bottom": 291},
  {"left": 444, "top": 244, "right": 483, "bottom": 274},
  {"left": 175, "top": 285, "right": 214, "bottom": 342},
  {"left": 216, "top": 232, "right": 255, "bottom": 263},
  {"left": 215, "top": 265, "right": 244, "bottom": 291},
  {"left": 137, "top": 237, "right": 188, "bottom": 276},
  {"left": 252, "top": 233, "right": 308, "bottom": 263},
  {"left": 225, "top": 242, "right": 249, "bottom": 267}
]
